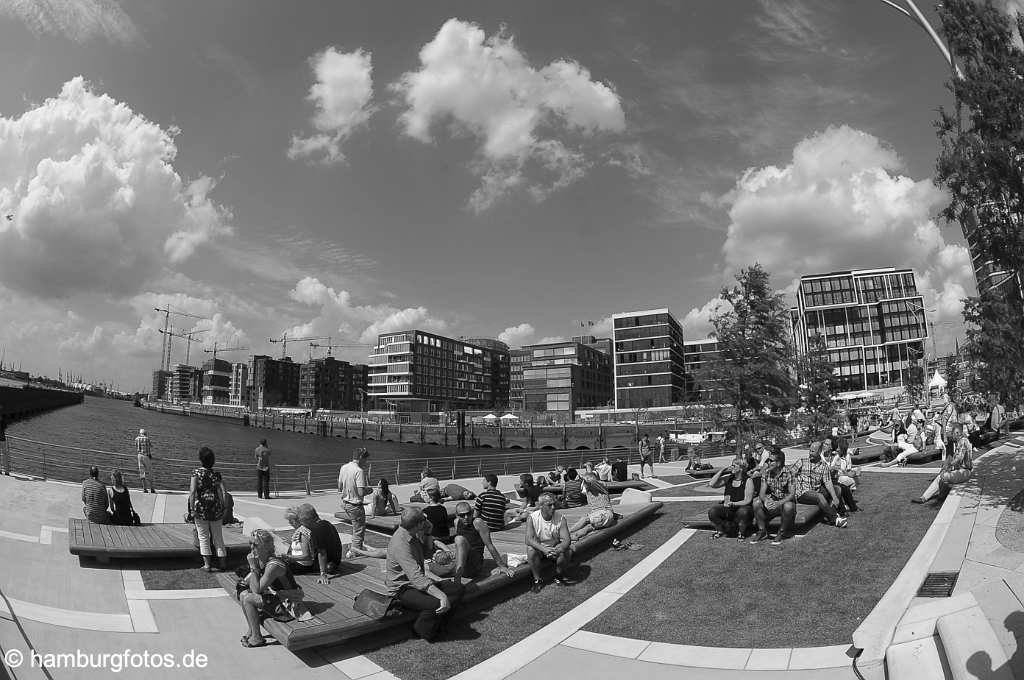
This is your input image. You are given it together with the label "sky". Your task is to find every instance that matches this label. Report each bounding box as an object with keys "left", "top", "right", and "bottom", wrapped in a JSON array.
[{"left": 0, "top": 0, "right": 1009, "bottom": 391}]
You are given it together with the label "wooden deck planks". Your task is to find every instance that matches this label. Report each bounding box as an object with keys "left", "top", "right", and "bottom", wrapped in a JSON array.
[
  {"left": 68, "top": 519, "right": 250, "bottom": 559},
  {"left": 215, "top": 502, "right": 664, "bottom": 650}
]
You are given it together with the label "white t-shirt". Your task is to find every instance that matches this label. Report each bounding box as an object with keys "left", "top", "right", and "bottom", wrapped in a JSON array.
[
  {"left": 595, "top": 462, "right": 612, "bottom": 481},
  {"left": 338, "top": 461, "right": 369, "bottom": 505},
  {"left": 991, "top": 404, "right": 1006, "bottom": 431},
  {"left": 529, "top": 509, "right": 562, "bottom": 545}
]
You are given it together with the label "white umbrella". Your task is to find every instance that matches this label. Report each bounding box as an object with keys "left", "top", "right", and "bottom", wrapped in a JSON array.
[
  {"left": 928, "top": 371, "right": 947, "bottom": 388},
  {"left": 482, "top": 413, "right": 498, "bottom": 420},
  {"left": 500, "top": 413, "right": 519, "bottom": 420}
]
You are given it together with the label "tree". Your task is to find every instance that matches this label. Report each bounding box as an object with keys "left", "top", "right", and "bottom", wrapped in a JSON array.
[
  {"left": 796, "top": 335, "right": 837, "bottom": 441},
  {"left": 945, "top": 353, "right": 963, "bottom": 403},
  {"left": 935, "top": 0, "right": 1024, "bottom": 406},
  {"left": 905, "top": 361, "right": 926, "bottom": 405},
  {"left": 697, "top": 264, "right": 797, "bottom": 454},
  {"left": 963, "top": 283, "right": 1024, "bottom": 401}
]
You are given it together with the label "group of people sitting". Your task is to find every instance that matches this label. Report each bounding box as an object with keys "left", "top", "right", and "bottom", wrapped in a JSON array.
[{"left": 705, "top": 440, "right": 854, "bottom": 546}]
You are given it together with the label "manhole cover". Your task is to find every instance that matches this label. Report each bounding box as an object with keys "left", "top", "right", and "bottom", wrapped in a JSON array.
[{"left": 917, "top": 571, "right": 959, "bottom": 598}]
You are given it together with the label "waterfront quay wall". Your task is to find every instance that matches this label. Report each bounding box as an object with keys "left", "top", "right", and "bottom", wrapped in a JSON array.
[
  {"left": 0, "top": 385, "right": 84, "bottom": 423},
  {"left": 141, "top": 401, "right": 692, "bottom": 452}
]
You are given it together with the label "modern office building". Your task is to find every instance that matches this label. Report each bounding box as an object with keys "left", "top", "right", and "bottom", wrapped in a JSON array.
[
  {"left": 298, "top": 357, "right": 368, "bottom": 411},
  {"left": 366, "top": 330, "right": 506, "bottom": 411},
  {"left": 682, "top": 338, "right": 724, "bottom": 402},
  {"left": 464, "top": 338, "right": 511, "bottom": 410},
  {"left": 229, "top": 362, "right": 248, "bottom": 407},
  {"left": 790, "top": 267, "right": 928, "bottom": 393},
  {"left": 248, "top": 355, "right": 301, "bottom": 409},
  {"left": 150, "top": 369, "right": 172, "bottom": 400},
  {"left": 572, "top": 335, "right": 613, "bottom": 357},
  {"left": 509, "top": 348, "right": 529, "bottom": 410},
  {"left": 200, "top": 358, "right": 232, "bottom": 404},
  {"left": 521, "top": 339, "right": 613, "bottom": 421},
  {"left": 612, "top": 309, "right": 687, "bottom": 409}
]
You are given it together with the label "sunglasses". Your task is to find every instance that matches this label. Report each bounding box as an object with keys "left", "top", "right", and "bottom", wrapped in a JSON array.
[{"left": 456, "top": 512, "right": 472, "bottom": 518}]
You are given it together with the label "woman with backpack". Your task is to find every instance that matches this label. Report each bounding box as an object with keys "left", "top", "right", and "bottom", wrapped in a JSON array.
[{"left": 189, "top": 446, "right": 228, "bottom": 572}]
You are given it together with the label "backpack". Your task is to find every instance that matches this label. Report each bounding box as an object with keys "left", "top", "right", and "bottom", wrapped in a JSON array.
[{"left": 193, "top": 469, "right": 223, "bottom": 519}]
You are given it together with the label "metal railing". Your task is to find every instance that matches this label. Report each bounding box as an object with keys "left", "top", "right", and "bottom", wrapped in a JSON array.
[{"left": 4, "top": 435, "right": 732, "bottom": 495}]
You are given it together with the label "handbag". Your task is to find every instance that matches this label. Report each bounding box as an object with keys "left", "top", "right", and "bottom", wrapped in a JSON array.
[
  {"left": 353, "top": 589, "right": 400, "bottom": 620},
  {"left": 130, "top": 510, "right": 141, "bottom": 526}
]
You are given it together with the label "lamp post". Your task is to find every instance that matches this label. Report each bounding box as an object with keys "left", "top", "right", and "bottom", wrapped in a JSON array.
[{"left": 873, "top": 0, "right": 962, "bottom": 79}]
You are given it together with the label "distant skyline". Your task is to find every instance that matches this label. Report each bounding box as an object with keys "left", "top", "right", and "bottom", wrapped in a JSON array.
[{"left": 0, "top": 0, "right": 996, "bottom": 391}]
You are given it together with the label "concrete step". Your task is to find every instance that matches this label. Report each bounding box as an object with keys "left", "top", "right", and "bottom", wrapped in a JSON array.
[
  {"left": 893, "top": 592, "right": 977, "bottom": 645},
  {"left": 936, "top": 604, "right": 1014, "bottom": 680},
  {"left": 886, "top": 635, "right": 951, "bottom": 680},
  {"left": 972, "top": 579, "right": 1024, "bottom": 679}
]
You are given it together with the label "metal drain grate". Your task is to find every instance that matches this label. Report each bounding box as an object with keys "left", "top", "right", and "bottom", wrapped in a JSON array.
[{"left": 917, "top": 571, "right": 960, "bottom": 597}]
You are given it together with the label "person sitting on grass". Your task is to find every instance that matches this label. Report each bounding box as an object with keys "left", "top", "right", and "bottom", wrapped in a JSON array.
[
  {"left": 386, "top": 507, "right": 465, "bottom": 642},
  {"left": 561, "top": 468, "right": 587, "bottom": 508},
  {"left": 423, "top": 488, "right": 452, "bottom": 542},
  {"left": 828, "top": 439, "right": 859, "bottom": 513},
  {"left": 527, "top": 493, "right": 574, "bottom": 593},
  {"left": 429, "top": 502, "right": 515, "bottom": 585},
  {"left": 239, "top": 528, "right": 300, "bottom": 648},
  {"left": 913, "top": 423, "right": 974, "bottom": 505},
  {"left": 82, "top": 465, "right": 111, "bottom": 524},
  {"left": 790, "top": 441, "right": 848, "bottom": 528},
  {"left": 751, "top": 448, "right": 796, "bottom": 545},
  {"left": 569, "top": 472, "right": 617, "bottom": 541},
  {"left": 370, "top": 478, "right": 400, "bottom": 517},
  {"left": 707, "top": 458, "right": 754, "bottom": 540},
  {"left": 298, "top": 504, "right": 344, "bottom": 584}
]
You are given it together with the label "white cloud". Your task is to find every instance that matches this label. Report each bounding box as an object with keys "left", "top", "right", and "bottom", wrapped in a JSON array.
[
  {"left": 681, "top": 298, "right": 726, "bottom": 340},
  {"left": 536, "top": 336, "right": 566, "bottom": 344},
  {"left": 394, "top": 18, "right": 625, "bottom": 211},
  {"left": 497, "top": 323, "right": 535, "bottom": 347},
  {"left": 0, "top": 77, "right": 231, "bottom": 299},
  {"left": 0, "top": 0, "right": 141, "bottom": 45},
  {"left": 360, "top": 307, "right": 447, "bottom": 344},
  {"left": 720, "top": 124, "right": 973, "bottom": 353},
  {"left": 288, "top": 47, "right": 374, "bottom": 165}
]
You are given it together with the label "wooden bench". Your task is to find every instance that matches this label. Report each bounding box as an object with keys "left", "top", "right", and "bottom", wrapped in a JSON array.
[
  {"left": 335, "top": 501, "right": 462, "bottom": 532},
  {"left": 681, "top": 502, "right": 823, "bottom": 531},
  {"left": 219, "top": 501, "right": 663, "bottom": 650},
  {"left": 68, "top": 519, "right": 251, "bottom": 563}
]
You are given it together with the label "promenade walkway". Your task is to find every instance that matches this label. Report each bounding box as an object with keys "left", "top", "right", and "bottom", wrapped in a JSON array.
[{"left": 1, "top": 441, "right": 1023, "bottom": 679}]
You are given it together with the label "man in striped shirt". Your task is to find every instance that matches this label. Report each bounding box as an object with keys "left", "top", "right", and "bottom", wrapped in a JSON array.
[{"left": 475, "top": 474, "right": 509, "bottom": 532}]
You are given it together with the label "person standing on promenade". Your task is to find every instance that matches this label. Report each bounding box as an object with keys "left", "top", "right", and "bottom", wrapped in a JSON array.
[
  {"left": 638, "top": 434, "right": 654, "bottom": 478},
  {"left": 190, "top": 447, "right": 227, "bottom": 572},
  {"left": 135, "top": 428, "right": 155, "bottom": 493},
  {"left": 338, "top": 447, "right": 385, "bottom": 558},
  {"left": 254, "top": 439, "right": 271, "bottom": 499},
  {"left": 0, "top": 413, "right": 9, "bottom": 475},
  {"left": 656, "top": 432, "right": 668, "bottom": 464}
]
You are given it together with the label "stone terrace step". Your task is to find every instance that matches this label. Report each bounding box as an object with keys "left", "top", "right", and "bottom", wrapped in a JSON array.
[
  {"left": 886, "top": 635, "right": 952, "bottom": 680},
  {"left": 936, "top": 605, "right": 1013, "bottom": 680},
  {"left": 972, "top": 579, "right": 1024, "bottom": 679}
]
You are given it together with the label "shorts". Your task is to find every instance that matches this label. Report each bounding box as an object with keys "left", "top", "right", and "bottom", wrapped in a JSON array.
[
  {"left": 429, "top": 548, "right": 484, "bottom": 578},
  {"left": 640, "top": 455, "right": 653, "bottom": 465},
  {"left": 587, "top": 508, "right": 616, "bottom": 530}
]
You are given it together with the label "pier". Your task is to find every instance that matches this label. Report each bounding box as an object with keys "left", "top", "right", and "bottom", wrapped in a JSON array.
[{"left": 0, "top": 384, "right": 84, "bottom": 423}]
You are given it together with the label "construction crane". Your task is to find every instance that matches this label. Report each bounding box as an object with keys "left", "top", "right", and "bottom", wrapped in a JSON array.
[
  {"left": 203, "top": 343, "right": 250, "bottom": 362},
  {"left": 154, "top": 305, "right": 208, "bottom": 372},
  {"left": 268, "top": 334, "right": 330, "bottom": 360},
  {"left": 308, "top": 339, "right": 373, "bottom": 359},
  {"left": 157, "top": 328, "right": 207, "bottom": 367}
]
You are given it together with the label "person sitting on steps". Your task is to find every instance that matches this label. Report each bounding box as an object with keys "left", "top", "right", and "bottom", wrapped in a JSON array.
[
  {"left": 790, "top": 441, "right": 849, "bottom": 529},
  {"left": 913, "top": 422, "right": 974, "bottom": 504},
  {"left": 707, "top": 458, "right": 754, "bottom": 540},
  {"left": 429, "top": 501, "right": 515, "bottom": 585},
  {"left": 568, "top": 472, "right": 617, "bottom": 541},
  {"left": 751, "top": 447, "right": 796, "bottom": 546},
  {"left": 526, "top": 493, "right": 574, "bottom": 593}
]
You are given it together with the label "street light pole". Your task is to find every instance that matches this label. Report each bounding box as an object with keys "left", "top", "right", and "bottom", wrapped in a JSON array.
[{"left": 873, "top": 0, "right": 963, "bottom": 79}]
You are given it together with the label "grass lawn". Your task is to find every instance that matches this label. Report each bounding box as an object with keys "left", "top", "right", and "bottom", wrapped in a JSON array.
[
  {"left": 583, "top": 471, "right": 941, "bottom": 648},
  {"left": 352, "top": 506, "right": 681, "bottom": 680}
]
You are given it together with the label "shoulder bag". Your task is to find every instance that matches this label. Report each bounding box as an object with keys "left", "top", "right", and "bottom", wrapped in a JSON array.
[{"left": 353, "top": 589, "right": 400, "bottom": 620}]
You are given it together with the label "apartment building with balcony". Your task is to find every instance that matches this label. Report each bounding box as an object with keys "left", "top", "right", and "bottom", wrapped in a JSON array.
[
  {"left": 247, "top": 355, "right": 301, "bottom": 409},
  {"left": 366, "top": 330, "right": 506, "bottom": 412},
  {"left": 790, "top": 267, "right": 927, "bottom": 393},
  {"left": 200, "top": 357, "right": 232, "bottom": 405},
  {"left": 510, "top": 349, "right": 529, "bottom": 410},
  {"left": 229, "top": 362, "right": 248, "bottom": 407},
  {"left": 298, "top": 357, "right": 369, "bottom": 411},
  {"left": 612, "top": 309, "right": 686, "bottom": 409}
]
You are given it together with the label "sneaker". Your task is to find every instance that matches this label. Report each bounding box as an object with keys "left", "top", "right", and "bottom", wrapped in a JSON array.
[
  {"left": 345, "top": 550, "right": 356, "bottom": 559},
  {"left": 530, "top": 579, "right": 544, "bottom": 594},
  {"left": 911, "top": 497, "right": 926, "bottom": 504},
  {"left": 771, "top": 533, "right": 790, "bottom": 545},
  {"left": 749, "top": 531, "right": 769, "bottom": 544},
  {"left": 835, "top": 516, "right": 848, "bottom": 528},
  {"left": 553, "top": 574, "right": 576, "bottom": 587}
]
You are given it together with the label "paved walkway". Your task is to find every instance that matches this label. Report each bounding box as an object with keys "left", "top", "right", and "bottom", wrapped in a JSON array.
[{"left": 2, "top": 438, "right": 1024, "bottom": 679}]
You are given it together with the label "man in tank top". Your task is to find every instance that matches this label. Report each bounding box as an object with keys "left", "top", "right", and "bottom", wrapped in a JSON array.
[
  {"left": 429, "top": 501, "right": 515, "bottom": 585},
  {"left": 526, "top": 492, "right": 573, "bottom": 593}
]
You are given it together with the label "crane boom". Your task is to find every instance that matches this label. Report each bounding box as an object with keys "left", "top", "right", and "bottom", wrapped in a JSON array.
[
  {"left": 268, "top": 334, "right": 331, "bottom": 360},
  {"left": 154, "top": 305, "right": 209, "bottom": 372}
]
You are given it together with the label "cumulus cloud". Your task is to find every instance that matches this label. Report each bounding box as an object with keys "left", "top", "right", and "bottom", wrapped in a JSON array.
[
  {"left": 497, "top": 323, "right": 535, "bottom": 347},
  {"left": 536, "top": 336, "right": 566, "bottom": 344},
  {"left": 0, "top": 0, "right": 141, "bottom": 45},
  {"left": 681, "top": 298, "right": 727, "bottom": 341},
  {"left": 394, "top": 18, "right": 625, "bottom": 211},
  {"left": 719, "top": 124, "right": 973, "bottom": 353},
  {"left": 288, "top": 47, "right": 374, "bottom": 165},
  {"left": 285, "top": 276, "right": 447, "bottom": 346},
  {"left": 0, "top": 77, "right": 231, "bottom": 299}
]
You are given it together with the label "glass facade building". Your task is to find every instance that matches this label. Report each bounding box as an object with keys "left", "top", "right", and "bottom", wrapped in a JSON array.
[
  {"left": 521, "top": 340, "right": 613, "bottom": 421},
  {"left": 791, "top": 268, "right": 928, "bottom": 393},
  {"left": 366, "top": 330, "right": 509, "bottom": 411},
  {"left": 682, "top": 339, "right": 724, "bottom": 402},
  {"left": 612, "top": 309, "right": 686, "bottom": 409}
]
